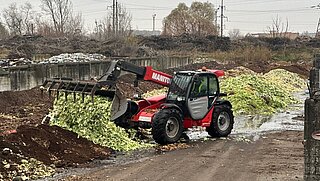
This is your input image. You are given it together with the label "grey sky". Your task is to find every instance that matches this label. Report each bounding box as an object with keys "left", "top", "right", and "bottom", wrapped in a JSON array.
[{"left": 0, "top": 0, "right": 319, "bottom": 35}]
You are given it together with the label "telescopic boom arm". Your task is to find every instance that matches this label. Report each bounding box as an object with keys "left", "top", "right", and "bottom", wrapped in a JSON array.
[{"left": 98, "top": 60, "right": 173, "bottom": 87}]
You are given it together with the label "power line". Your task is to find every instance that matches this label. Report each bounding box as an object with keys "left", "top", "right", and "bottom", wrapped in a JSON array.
[
  {"left": 227, "top": 7, "right": 313, "bottom": 13},
  {"left": 226, "top": 11, "right": 316, "bottom": 17},
  {"left": 134, "top": 18, "right": 162, "bottom": 21},
  {"left": 227, "top": 0, "right": 303, "bottom": 6},
  {"left": 230, "top": 21, "right": 316, "bottom": 26},
  {"left": 121, "top": 3, "right": 173, "bottom": 9},
  {"left": 126, "top": 7, "right": 169, "bottom": 11}
]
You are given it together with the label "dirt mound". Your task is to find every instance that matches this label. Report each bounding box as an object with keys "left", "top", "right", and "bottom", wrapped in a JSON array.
[
  {"left": 2, "top": 124, "right": 112, "bottom": 168},
  {"left": 138, "top": 34, "right": 231, "bottom": 52},
  {"left": 0, "top": 88, "right": 53, "bottom": 132},
  {"left": 0, "top": 35, "right": 157, "bottom": 59},
  {"left": 277, "top": 64, "right": 310, "bottom": 78}
]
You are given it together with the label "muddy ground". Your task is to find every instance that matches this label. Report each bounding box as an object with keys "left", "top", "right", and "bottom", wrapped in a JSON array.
[
  {"left": 0, "top": 58, "right": 309, "bottom": 180},
  {"left": 59, "top": 131, "right": 303, "bottom": 181}
]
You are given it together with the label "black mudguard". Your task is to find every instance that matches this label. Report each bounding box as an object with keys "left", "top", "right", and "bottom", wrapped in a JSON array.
[{"left": 214, "top": 99, "right": 232, "bottom": 108}]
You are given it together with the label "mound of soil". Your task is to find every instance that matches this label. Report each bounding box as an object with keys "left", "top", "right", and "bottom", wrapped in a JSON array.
[
  {"left": 1, "top": 124, "right": 112, "bottom": 168},
  {"left": 0, "top": 88, "right": 53, "bottom": 132},
  {"left": 138, "top": 34, "right": 231, "bottom": 52},
  {"left": 277, "top": 64, "right": 310, "bottom": 79}
]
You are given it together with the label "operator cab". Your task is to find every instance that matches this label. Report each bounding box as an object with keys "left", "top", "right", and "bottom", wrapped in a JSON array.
[{"left": 166, "top": 70, "right": 221, "bottom": 120}]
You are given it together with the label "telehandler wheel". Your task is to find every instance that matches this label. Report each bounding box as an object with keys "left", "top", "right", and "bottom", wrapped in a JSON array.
[
  {"left": 152, "top": 108, "right": 183, "bottom": 145},
  {"left": 206, "top": 105, "right": 234, "bottom": 138}
]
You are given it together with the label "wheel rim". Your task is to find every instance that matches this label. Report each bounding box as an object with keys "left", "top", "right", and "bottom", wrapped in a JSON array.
[
  {"left": 217, "top": 112, "right": 231, "bottom": 131},
  {"left": 166, "top": 117, "right": 179, "bottom": 138}
]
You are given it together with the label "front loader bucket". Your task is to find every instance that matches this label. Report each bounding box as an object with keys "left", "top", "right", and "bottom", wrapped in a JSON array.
[
  {"left": 110, "top": 89, "right": 128, "bottom": 121},
  {"left": 41, "top": 78, "right": 128, "bottom": 122},
  {"left": 40, "top": 78, "right": 115, "bottom": 102}
]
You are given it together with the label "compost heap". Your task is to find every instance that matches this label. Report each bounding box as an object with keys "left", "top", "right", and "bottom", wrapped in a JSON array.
[
  {"left": 220, "top": 68, "right": 306, "bottom": 115},
  {"left": 0, "top": 143, "right": 54, "bottom": 180},
  {"left": 0, "top": 124, "right": 112, "bottom": 181},
  {"left": 50, "top": 96, "right": 150, "bottom": 152}
]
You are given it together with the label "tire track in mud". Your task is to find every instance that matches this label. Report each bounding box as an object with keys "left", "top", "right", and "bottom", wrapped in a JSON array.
[
  {"left": 61, "top": 131, "right": 303, "bottom": 181},
  {"left": 69, "top": 140, "right": 259, "bottom": 181}
]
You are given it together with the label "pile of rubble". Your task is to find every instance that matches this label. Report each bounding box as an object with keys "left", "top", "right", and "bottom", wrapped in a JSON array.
[
  {"left": 39, "top": 53, "right": 107, "bottom": 64},
  {"left": 0, "top": 58, "right": 33, "bottom": 67},
  {"left": 0, "top": 53, "right": 108, "bottom": 68}
]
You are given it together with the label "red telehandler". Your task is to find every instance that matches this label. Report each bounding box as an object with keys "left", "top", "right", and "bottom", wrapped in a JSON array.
[{"left": 41, "top": 60, "right": 234, "bottom": 144}]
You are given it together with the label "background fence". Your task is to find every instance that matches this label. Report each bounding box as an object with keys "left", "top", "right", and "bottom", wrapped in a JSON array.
[{"left": 0, "top": 56, "right": 193, "bottom": 91}]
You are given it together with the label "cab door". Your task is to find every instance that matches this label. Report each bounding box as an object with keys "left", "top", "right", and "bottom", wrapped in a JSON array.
[
  {"left": 187, "top": 74, "right": 209, "bottom": 120},
  {"left": 208, "top": 74, "right": 219, "bottom": 108}
]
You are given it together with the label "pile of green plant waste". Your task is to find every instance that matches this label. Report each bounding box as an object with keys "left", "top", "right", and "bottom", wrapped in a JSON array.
[
  {"left": 263, "top": 69, "right": 306, "bottom": 93},
  {"left": 1, "top": 158, "right": 55, "bottom": 181},
  {"left": 220, "top": 69, "right": 305, "bottom": 115},
  {"left": 50, "top": 95, "right": 151, "bottom": 151},
  {"left": 143, "top": 88, "right": 168, "bottom": 98},
  {"left": 225, "top": 66, "right": 256, "bottom": 77}
]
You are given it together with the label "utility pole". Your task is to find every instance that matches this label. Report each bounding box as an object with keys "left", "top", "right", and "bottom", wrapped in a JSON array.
[
  {"left": 220, "top": 0, "right": 224, "bottom": 37},
  {"left": 116, "top": 0, "right": 118, "bottom": 35},
  {"left": 214, "top": 7, "right": 219, "bottom": 34},
  {"left": 311, "top": 4, "right": 320, "bottom": 38},
  {"left": 95, "top": 20, "right": 98, "bottom": 35},
  {"left": 316, "top": 18, "right": 320, "bottom": 38},
  {"left": 112, "top": 0, "right": 115, "bottom": 34},
  {"left": 152, "top": 14, "right": 156, "bottom": 35}
]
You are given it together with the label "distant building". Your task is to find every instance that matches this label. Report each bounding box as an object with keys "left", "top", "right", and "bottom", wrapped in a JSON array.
[
  {"left": 251, "top": 31, "right": 299, "bottom": 40},
  {"left": 133, "top": 30, "right": 161, "bottom": 36}
]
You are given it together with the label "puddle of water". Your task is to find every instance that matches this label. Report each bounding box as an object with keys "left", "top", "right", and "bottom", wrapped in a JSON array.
[
  {"left": 187, "top": 91, "right": 308, "bottom": 141},
  {"left": 186, "top": 127, "right": 209, "bottom": 140},
  {"left": 233, "top": 91, "right": 307, "bottom": 136}
]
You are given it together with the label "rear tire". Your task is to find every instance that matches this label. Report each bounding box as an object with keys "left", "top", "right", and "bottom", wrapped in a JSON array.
[
  {"left": 152, "top": 109, "right": 183, "bottom": 145},
  {"left": 206, "top": 105, "right": 234, "bottom": 137}
]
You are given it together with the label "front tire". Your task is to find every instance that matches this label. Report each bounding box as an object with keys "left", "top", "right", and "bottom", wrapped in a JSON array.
[
  {"left": 206, "top": 105, "right": 234, "bottom": 137},
  {"left": 152, "top": 109, "right": 183, "bottom": 145}
]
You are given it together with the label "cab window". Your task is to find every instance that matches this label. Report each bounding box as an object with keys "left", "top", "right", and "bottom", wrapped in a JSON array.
[
  {"left": 190, "top": 75, "right": 208, "bottom": 98},
  {"left": 209, "top": 75, "right": 218, "bottom": 96}
]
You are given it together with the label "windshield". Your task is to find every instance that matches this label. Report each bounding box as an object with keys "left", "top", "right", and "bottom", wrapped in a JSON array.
[{"left": 167, "top": 73, "right": 192, "bottom": 101}]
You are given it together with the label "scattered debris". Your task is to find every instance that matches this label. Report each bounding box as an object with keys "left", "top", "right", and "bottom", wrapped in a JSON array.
[{"left": 156, "top": 143, "right": 190, "bottom": 152}]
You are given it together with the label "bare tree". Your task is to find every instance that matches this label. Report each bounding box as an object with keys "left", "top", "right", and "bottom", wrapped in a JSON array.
[
  {"left": 35, "top": 16, "right": 54, "bottom": 37},
  {"left": 163, "top": 2, "right": 218, "bottom": 36},
  {"left": 92, "top": 3, "right": 132, "bottom": 40},
  {"left": 65, "top": 13, "right": 84, "bottom": 37},
  {"left": 96, "top": 17, "right": 112, "bottom": 40},
  {"left": 189, "top": 2, "right": 216, "bottom": 36},
  {"left": 0, "top": 22, "right": 9, "bottom": 39},
  {"left": 267, "top": 15, "right": 289, "bottom": 38},
  {"left": 117, "top": 4, "right": 132, "bottom": 37},
  {"left": 3, "top": 3, "right": 23, "bottom": 35},
  {"left": 163, "top": 3, "right": 191, "bottom": 36},
  {"left": 3, "top": 2, "right": 35, "bottom": 35},
  {"left": 21, "top": 3, "right": 34, "bottom": 34},
  {"left": 228, "top": 29, "right": 242, "bottom": 40},
  {"left": 41, "top": 0, "right": 72, "bottom": 36}
]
